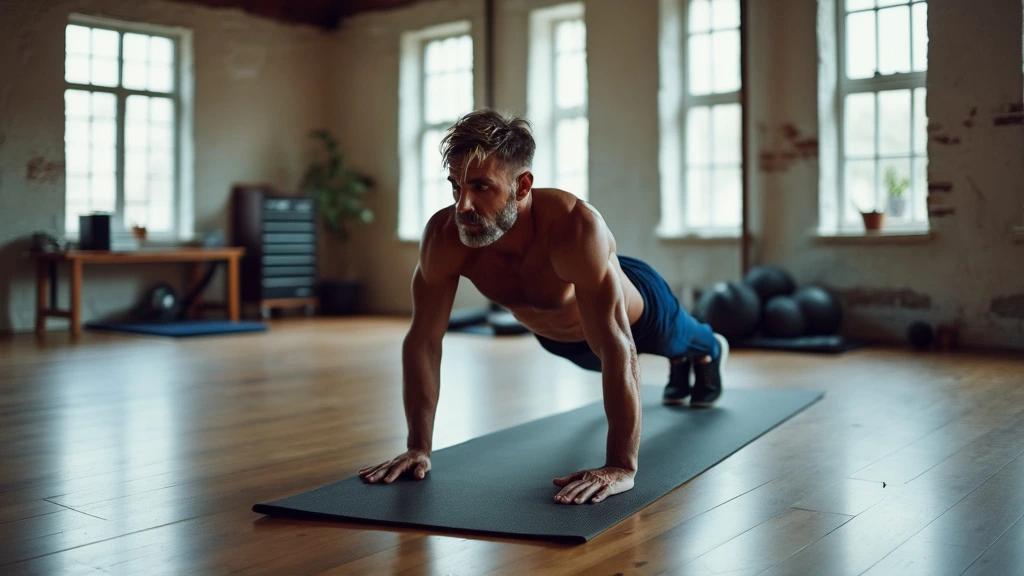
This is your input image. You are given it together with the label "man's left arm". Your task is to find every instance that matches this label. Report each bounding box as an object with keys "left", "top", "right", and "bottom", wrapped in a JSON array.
[{"left": 549, "top": 202, "right": 642, "bottom": 505}]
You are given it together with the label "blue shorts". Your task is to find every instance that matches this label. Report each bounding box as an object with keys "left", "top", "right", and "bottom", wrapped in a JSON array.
[{"left": 534, "top": 255, "right": 719, "bottom": 372}]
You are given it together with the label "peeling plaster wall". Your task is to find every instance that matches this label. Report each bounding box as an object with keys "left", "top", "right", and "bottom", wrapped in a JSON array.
[
  {"left": 0, "top": 0, "right": 331, "bottom": 333},
  {"left": 753, "top": 0, "right": 1024, "bottom": 349}
]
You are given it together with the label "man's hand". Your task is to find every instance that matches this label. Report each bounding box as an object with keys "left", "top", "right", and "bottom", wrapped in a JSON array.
[
  {"left": 358, "top": 450, "right": 431, "bottom": 484},
  {"left": 553, "top": 466, "right": 635, "bottom": 504}
]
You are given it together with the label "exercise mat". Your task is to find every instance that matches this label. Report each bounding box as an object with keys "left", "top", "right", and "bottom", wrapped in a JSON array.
[
  {"left": 253, "top": 386, "right": 822, "bottom": 543},
  {"left": 734, "top": 335, "right": 865, "bottom": 354}
]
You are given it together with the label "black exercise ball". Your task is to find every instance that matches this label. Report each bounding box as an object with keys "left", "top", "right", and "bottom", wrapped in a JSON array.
[
  {"left": 763, "top": 296, "right": 806, "bottom": 338},
  {"left": 793, "top": 286, "right": 842, "bottom": 335},
  {"left": 907, "top": 321, "right": 934, "bottom": 350},
  {"left": 693, "top": 281, "right": 761, "bottom": 340},
  {"left": 744, "top": 265, "right": 796, "bottom": 303}
]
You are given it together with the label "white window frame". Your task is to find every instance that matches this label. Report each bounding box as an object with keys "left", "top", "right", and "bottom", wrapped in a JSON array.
[
  {"left": 657, "top": 0, "right": 743, "bottom": 238},
  {"left": 65, "top": 14, "right": 194, "bottom": 242},
  {"left": 398, "top": 21, "right": 474, "bottom": 242},
  {"left": 528, "top": 3, "right": 588, "bottom": 200},
  {"left": 831, "top": 0, "right": 928, "bottom": 233}
]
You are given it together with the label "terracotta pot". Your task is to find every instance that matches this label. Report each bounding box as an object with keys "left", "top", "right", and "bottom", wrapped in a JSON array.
[{"left": 861, "top": 211, "right": 885, "bottom": 231}]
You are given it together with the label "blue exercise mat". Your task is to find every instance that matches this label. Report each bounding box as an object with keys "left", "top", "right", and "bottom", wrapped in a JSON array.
[
  {"left": 86, "top": 319, "right": 267, "bottom": 337},
  {"left": 254, "top": 386, "right": 823, "bottom": 543}
]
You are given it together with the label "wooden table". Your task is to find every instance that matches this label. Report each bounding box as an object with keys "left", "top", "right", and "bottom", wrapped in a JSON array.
[{"left": 32, "top": 247, "right": 245, "bottom": 337}]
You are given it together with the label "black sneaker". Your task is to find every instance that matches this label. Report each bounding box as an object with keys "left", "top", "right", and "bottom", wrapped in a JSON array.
[
  {"left": 691, "top": 333, "right": 728, "bottom": 408},
  {"left": 662, "top": 357, "right": 692, "bottom": 405}
]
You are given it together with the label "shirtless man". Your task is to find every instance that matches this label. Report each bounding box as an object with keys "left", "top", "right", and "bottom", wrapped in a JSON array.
[{"left": 358, "top": 109, "right": 727, "bottom": 505}]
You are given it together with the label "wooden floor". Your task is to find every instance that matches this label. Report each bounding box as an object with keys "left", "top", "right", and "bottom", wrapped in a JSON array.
[{"left": 1, "top": 317, "right": 1023, "bottom": 575}]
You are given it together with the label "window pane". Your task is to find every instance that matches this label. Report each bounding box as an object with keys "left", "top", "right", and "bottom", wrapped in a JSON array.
[
  {"left": 126, "top": 171, "right": 146, "bottom": 202},
  {"left": 454, "top": 70, "right": 473, "bottom": 119},
  {"left": 876, "top": 0, "right": 906, "bottom": 7},
  {"left": 66, "top": 145, "right": 89, "bottom": 175},
  {"left": 424, "top": 39, "right": 443, "bottom": 74},
  {"left": 711, "top": 30, "right": 740, "bottom": 93},
  {"left": 712, "top": 167, "right": 741, "bottom": 227},
  {"left": 556, "top": 52, "right": 587, "bottom": 109},
  {"left": 845, "top": 159, "right": 876, "bottom": 219},
  {"left": 66, "top": 119, "right": 90, "bottom": 144},
  {"left": 148, "top": 197, "right": 173, "bottom": 232},
  {"left": 687, "top": 168, "right": 710, "bottom": 227},
  {"left": 420, "top": 129, "right": 447, "bottom": 211},
  {"left": 148, "top": 63, "right": 174, "bottom": 93},
  {"left": 150, "top": 124, "right": 174, "bottom": 149},
  {"left": 844, "top": 93, "right": 875, "bottom": 157},
  {"left": 688, "top": 33, "right": 711, "bottom": 96},
  {"left": 150, "top": 36, "right": 174, "bottom": 64},
  {"left": 712, "top": 103, "right": 741, "bottom": 164},
  {"left": 91, "top": 28, "right": 119, "bottom": 58},
  {"left": 124, "top": 62, "right": 148, "bottom": 90},
  {"left": 150, "top": 148, "right": 173, "bottom": 176},
  {"left": 150, "top": 98, "right": 174, "bottom": 123},
  {"left": 455, "top": 35, "right": 473, "bottom": 70},
  {"left": 126, "top": 151, "right": 147, "bottom": 176},
  {"left": 913, "top": 87, "right": 927, "bottom": 156},
  {"left": 126, "top": 122, "right": 148, "bottom": 150},
  {"left": 711, "top": 0, "right": 739, "bottom": 29},
  {"left": 91, "top": 176, "right": 116, "bottom": 211},
  {"left": 555, "top": 117, "right": 588, "bottom": 178},
  {"left": 912, "top": 2, "right": 927, "bottom": 71},
  {"left": 878, "top": 6, "right": 910, "bottom": 75},
  {"left": 424, "top": 74, "right": 446, "bottom": 124},
  {"left": 91, "top": 92, "right": 116, "bottom": 119},
  {"left": 846, "top": 0, "right": 874, "bottom": 9},
  {"left": 66, "top": 25, "right": 91, "bottom": 55},
  {"left": 687, "top": 106, "right": 710, "bottom": 166},
  {"left": 91, "top": 119, "right": 116, "bottom": 146},
  {"left": 66, "top": 55, "right": 90, "bottom": 84},
  {"left": 125, "top": 205, "right": 147, "bottom": 229},
  {"left": 881, "top": 158, "right": 911, "bottom": 220},
  {"left": 66, "top": 176, "right": 90, "bottom": 204},
  {"left": 124, "top": 33, "right": 149, "bottom": 61},
  {"left": 689, "top": 0, "right": 711, "bottom": 32},
  {"left": 65, "top": 89, "right": 90, "bottom": 118},
  {"left": 846, "top": 11, "right": 876, "bottom": 79},
  {"left": 555, "top": 20, "right": 585, "bottom": 53},
  {"left": 878, "top": 89, "right": 911, "bottom": 155},
  {"left": 127, "top": 95, "right": 149, "bottom": 123},
  {"left": 91, "top": 145, "right": 115, "bottom": 176},
  {"left": 91, "top": 58, "right": 119, "bottom": 87}
]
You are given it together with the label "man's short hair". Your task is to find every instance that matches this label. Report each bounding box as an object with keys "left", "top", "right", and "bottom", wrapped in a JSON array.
[{"left": 440, "top": 109, "right": 536, "bottom": 179}]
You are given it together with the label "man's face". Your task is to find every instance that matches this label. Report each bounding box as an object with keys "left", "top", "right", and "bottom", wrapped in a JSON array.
[{"left": 449, "top": 156, "right": 522, "bottom": 248}]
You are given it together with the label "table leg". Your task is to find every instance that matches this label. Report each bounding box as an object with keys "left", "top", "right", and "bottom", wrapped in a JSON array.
[
  {"left": 187, "top": 262, "right": 203, "bottom": 319},
  {"left": 71, "top": 259, "right": 82, "bottom": 338},
  {"left": 227, "top": 256, "right": 240, "bottom": 321},
  {"left": 35, "top": 260, "right": 48, "bottom": 335}
]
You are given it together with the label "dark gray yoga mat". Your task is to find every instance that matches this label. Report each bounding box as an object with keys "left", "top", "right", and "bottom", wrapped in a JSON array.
[{"left": 253, "top": 386, "right": 822, "bottom": 543}]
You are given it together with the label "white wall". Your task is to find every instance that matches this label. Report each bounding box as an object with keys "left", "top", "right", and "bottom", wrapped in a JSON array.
[
  {"left": 331, "top": 0, "right": 1023, "bottom": 349},
  {"left": 0, "top": 0, "right": 331, "bottom": 332}
]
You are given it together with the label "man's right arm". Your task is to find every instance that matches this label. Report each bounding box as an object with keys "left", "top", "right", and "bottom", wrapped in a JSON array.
[
  {"left": 359, "top": 214, "right": 460, "bottom": 484},
  {"left": 402, "top": 260, "right": 458, "bottom": 454}
]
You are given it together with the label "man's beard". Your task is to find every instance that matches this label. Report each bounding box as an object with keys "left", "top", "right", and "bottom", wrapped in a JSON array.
[{"left": 456, "top": 193, "right": 519, "bottom": 248}]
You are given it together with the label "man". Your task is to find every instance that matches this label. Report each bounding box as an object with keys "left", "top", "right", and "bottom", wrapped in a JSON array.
[{"left": 358, "top": 109, "right": 727, "bottom": 505}]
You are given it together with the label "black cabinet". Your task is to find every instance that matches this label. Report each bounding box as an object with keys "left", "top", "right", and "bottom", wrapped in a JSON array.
[{"left": 232, "top": 185, "right": 319, "bottom": 316}]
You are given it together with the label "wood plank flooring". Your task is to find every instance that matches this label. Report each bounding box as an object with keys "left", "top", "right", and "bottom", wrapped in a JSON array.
[{"left": 0, "top": 317, "right": 1021, "bottom": 575}]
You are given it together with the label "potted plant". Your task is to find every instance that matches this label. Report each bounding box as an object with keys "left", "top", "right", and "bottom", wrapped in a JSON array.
[
  {"left": 885, "top": 166, "right": 910, "bottom": 218},
  {"left": 299, "top": 129, "right": 374, "bottom": 315}
]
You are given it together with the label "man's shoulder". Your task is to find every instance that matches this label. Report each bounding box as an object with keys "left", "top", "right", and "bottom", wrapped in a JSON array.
[
  {"left": 419, "top": 209, "right": 466, "bottom": 281},
  {"left": 534, "top": 189, "right": 608, "bottom": 249}
]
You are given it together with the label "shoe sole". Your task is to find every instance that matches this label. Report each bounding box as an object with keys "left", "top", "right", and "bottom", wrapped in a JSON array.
[
  {"left": 662, "top": 396, "right": 689, "bottom": 406},
  {"left": 690, "top": 333, "right": 729, "bottom": 408}
]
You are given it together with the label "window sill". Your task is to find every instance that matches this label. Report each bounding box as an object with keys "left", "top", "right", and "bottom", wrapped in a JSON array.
[
  {"left": 812, "top": 228, "right": 933, "bottom": 245},
  {"left": 656, "top": 231, "right": 741, "bottom": 245}
]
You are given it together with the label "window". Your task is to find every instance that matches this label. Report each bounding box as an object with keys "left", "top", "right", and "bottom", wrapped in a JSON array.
[
  {"left": 658, "top": 0, "right": 742, "bottom": 237},
  {"left": 833, "top": 0, "right": 928, "bottom": 231},
  {"left": 63, "top": 15, "right": 192, "bottom": 239},
  {"left": 528, "top": 3, "right": 589, "bottom": 200},
  {"left": 398, "top": 22, "right": 474, "bottom": 241}
]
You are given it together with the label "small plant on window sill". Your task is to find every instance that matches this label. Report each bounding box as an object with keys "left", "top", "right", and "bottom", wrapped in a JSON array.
[
  {"left": 300, "top": 129, "right": 375, "bottom": 315},
  {"left": 884, "top": 166, "right": 910, "bottom": 218}
]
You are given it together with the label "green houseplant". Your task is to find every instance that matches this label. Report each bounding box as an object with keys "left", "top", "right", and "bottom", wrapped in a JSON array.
[
  {"left": 884, "top": 166, "right": 909, "bottom": 218},
  {"left": 300, "top": 129, "right": 375, "bottom": 315}
]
